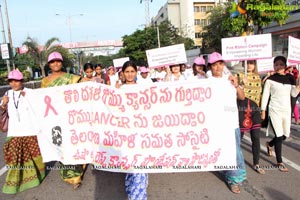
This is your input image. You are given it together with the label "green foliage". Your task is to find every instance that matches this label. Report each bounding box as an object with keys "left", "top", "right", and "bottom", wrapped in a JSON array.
[
  {"left": 0, "top": 70, "right": 8, "bottom": 85},
  {"left": 22, "top": 70, "right": 32, "bottom": 82},
  {"left": 81, "top": 55, "right": 113, "bottom": 69},
  {"left": 118, "top": 21, "right": 195, "bottom": 65},
  {"left": 14, "top": 53, "right": 36, "bottom": 68},
  {"left": 202, "top": 6, "right": 231, "bottom": 53}
]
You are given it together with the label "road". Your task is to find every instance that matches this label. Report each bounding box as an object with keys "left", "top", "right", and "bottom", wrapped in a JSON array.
[{"left": 0, "top": 123, "right": 299, "bottom": 200}]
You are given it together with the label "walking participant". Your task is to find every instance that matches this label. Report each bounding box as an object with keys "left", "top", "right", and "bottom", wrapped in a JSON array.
[
  {"left": 1, "top": 69, "right": 45, "bottom": 194},
  {"left": 41, "top": 51, "right": 85, "bottom": 189},
  {"left": 164, "top": 64, "right": 187, "bottom": 81},
  {"left": 149, "top": 66, "right": 166, "bottom": 82},
  {"left": 94, "top": 63, "right": 106, "bottom": 84},
  {"left": 81, "top": 63, "right": 95, "bottom": 82},
  {"left": 208, "top": 52, "right": 247, "bottom": 194},
  {"left": 236, "top": 60, "right": 265, "bottom": 174},
  {"left": 190, "top": 56, "right": 207, "bottom": 80},
  {"left": 261, "top": 56, "right": 299, "bottom": 172},
  {"left": 137, "top": 66, "right": 153, "bottom": 84},
  {"left": 107, "top": 66, "right": 118, "bottom": 86},
  {"left": 180, "top": 63, "right": 193, "bottom": 79},
  {"left": 120, "top": 61, "right": 148, "bottom": 200}
]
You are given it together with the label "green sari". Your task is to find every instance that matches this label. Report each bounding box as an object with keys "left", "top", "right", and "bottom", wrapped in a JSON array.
[{"left": 41, "top": 73, "right": 86, "bottom": 186}]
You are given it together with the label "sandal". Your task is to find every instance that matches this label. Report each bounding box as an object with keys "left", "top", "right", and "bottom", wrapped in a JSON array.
[
  {"left": 253, "top": 165, "right": 265, "bottom": 174},
  {"left": 229, "top": 184, "right": 240, "bottom": 194},
  {"left": 73, "top": 183, "right": 81, "bottom": 190},
  {"left": 266, "top": 142, "right": 272, "bottom": 156},
  {"left": 277, "top": 163, "right": 289, "bottom": 172}
]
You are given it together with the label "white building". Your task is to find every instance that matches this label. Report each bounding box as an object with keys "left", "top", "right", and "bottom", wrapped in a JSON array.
[{"left": 152, "top": 0, "right": 227, "bottom": 47}]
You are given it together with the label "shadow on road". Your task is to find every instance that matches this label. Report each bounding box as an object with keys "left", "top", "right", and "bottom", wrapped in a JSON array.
[
  {"left": 92, "top": 168, "right": 127, "bottom": 200},
  {"left": 264, "top": 187, "right": 293, "bottom": 200}
]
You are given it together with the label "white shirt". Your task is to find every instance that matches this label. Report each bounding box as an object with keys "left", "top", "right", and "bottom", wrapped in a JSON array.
[
  {"left": 136, "top": 75, "right": 153, "bottom": 84},
  {"left": 109, "top": 74, "right": 119, "bottom": 86},
  {"left": 4, "top": 88, "right": 39, "bottom": 137},
  {"left": 165, "top": 73, "right": 187, "bottom": 82},
  {"left": 182, "top": 68, "right": 193, "bottom": 79},
  {"left": 150, "top": 70, "right": 166, "bottom": 82}
]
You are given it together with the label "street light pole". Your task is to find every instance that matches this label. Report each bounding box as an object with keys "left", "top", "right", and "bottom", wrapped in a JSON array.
[
  {"left": 156, "top": 26, "right": 160, "bottom": 48},
  {"left": 0, "top": 5, "right": 10, "bottom": 72},
  {"left": 56, "top": 13, "right": 83, "bottom": 45},
  {"left": 3, "top": 0, "right": 14, "bottom": 69},
  {"left": 56, "top": 13, "right": 83, "bottom": 72}
]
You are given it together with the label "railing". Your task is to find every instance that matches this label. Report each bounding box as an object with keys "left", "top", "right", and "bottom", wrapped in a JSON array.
[{"left": 0, "top": 81, "right": 41, "bottom": 97}]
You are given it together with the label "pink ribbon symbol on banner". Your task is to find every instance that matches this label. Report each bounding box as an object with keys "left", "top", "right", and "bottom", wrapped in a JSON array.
[{"left": 44, "top": 95, "right": 58, "bottom": 117}]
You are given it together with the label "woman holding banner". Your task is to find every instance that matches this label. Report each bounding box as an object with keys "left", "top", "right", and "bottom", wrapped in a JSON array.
[
  {"left": 236, "top": 60, "right": 265, "bottom": 174},
  {"left": 41, "top": 52, "right": 85, "bottom": 189},
  {"left": 208, "top": 52, "right": 247, "bottom": 194},
  {"left": 164, "top": 64, "right": 187, "bottom": 81},
  {"left": 119, "top": 60, "right": 148, "bottom": 200},
  {"left": 1, "top": 69, "right": 46, "bottom": 194},
  {"left": 261, "top": 56, "right": 299, "bottom": 172}
]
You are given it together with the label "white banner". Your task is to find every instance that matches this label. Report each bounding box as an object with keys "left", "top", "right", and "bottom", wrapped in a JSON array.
[
  {"left": 1, "top": 43, "right": 10, "bottom": 59},
  {"left": 26, "top": 80, "right": 238, "bottom": 173},
  {"left": 146, "top": 44, "right": 187, "bottom": 68},
  {"left": 222, "top": 34, "right": 272, "bottom": 61},
  {"left": 113, "top": 57, "right": 130, "bottom": 68},
  {"left": 257, "top": 57, "right": 274, "bottom": 74},
  {"left": 288, "top": 36, "right": 300, "bottom": 63}
]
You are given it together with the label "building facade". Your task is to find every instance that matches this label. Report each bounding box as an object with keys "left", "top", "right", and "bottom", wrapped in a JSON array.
[{"left": 152, "top": 0, "right": 227, "bottom": 47}]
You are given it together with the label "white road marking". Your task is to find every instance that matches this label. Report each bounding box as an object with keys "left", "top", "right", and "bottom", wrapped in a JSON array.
[
  {"left": 244, "top": 135, "right": 300, "bottom": 172},
  {"left": 0, "top": 165, "right": 7, "bottom": 177}
]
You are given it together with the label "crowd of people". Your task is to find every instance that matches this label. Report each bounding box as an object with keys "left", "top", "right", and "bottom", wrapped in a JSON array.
[{"left": 0, "top": 51, "right": 299, "bottom": 199}]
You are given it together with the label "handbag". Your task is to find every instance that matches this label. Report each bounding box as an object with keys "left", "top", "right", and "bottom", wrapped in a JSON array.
[
  {"left": 0, "top": 91, "right": 9, "bottom": 133},
  {"left": 0, "top": 106, "right": 9, "bottom": 132}
]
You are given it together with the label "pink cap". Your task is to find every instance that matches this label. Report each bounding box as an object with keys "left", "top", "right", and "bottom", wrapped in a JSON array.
[
  {"left": 194, "top": 57, "right": 206, "bottom": 65},
  {"left": 48, "top": 52, "right": 63, "bottom": 63},
  {"left": 8, "top": 69, "right": 24, "bottom": 80},
  {"left": 108, "top": 66, "right": 114, "bottom": 70},
  {"left": 208, "top": 52, "right": 223, "bottom": 64},
  {"left": 140, "top": 66, "right": 148, "bottom": 73}
]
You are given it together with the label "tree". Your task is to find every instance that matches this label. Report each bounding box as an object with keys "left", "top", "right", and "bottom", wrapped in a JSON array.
[
  {"left": 227, "top": 0, "right": 290, "bottom": 34},
  {"left": 81, "top": 54, "right": 113, "bottom": 69},
  {"left": 118, "top": 21, "right": 195, "bottom": 65},
  {"left": 201, "top": 6, "right": 230, "bottom": 53},
  {"left": 202, "top": 1, "right": 291, "bottom": 53},
  {"left": 22, "top": 36, "right": 60, "bottom": 77}
]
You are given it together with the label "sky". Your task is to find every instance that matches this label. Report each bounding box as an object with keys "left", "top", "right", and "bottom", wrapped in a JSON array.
[{"left": 1, "top": 0, "right": 166, "bottom": 47}]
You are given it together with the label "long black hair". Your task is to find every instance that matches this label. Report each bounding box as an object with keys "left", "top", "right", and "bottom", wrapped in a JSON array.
[{"left": 122, "top": 61, "right": 137, "bottom": 72}]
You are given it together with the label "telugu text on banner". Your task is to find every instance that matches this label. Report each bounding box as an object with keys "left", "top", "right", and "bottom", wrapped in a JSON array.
[{"left": 26, "top": 79, "right": 238, "bottom": 173}]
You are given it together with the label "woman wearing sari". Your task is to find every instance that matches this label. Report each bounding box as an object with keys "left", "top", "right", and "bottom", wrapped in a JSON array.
[
  {"left": 1, "top": 70, "right": 45, "bottom": 194},
  {"left": 41, "top": 52, "right": 85, "bottom": 189}
]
